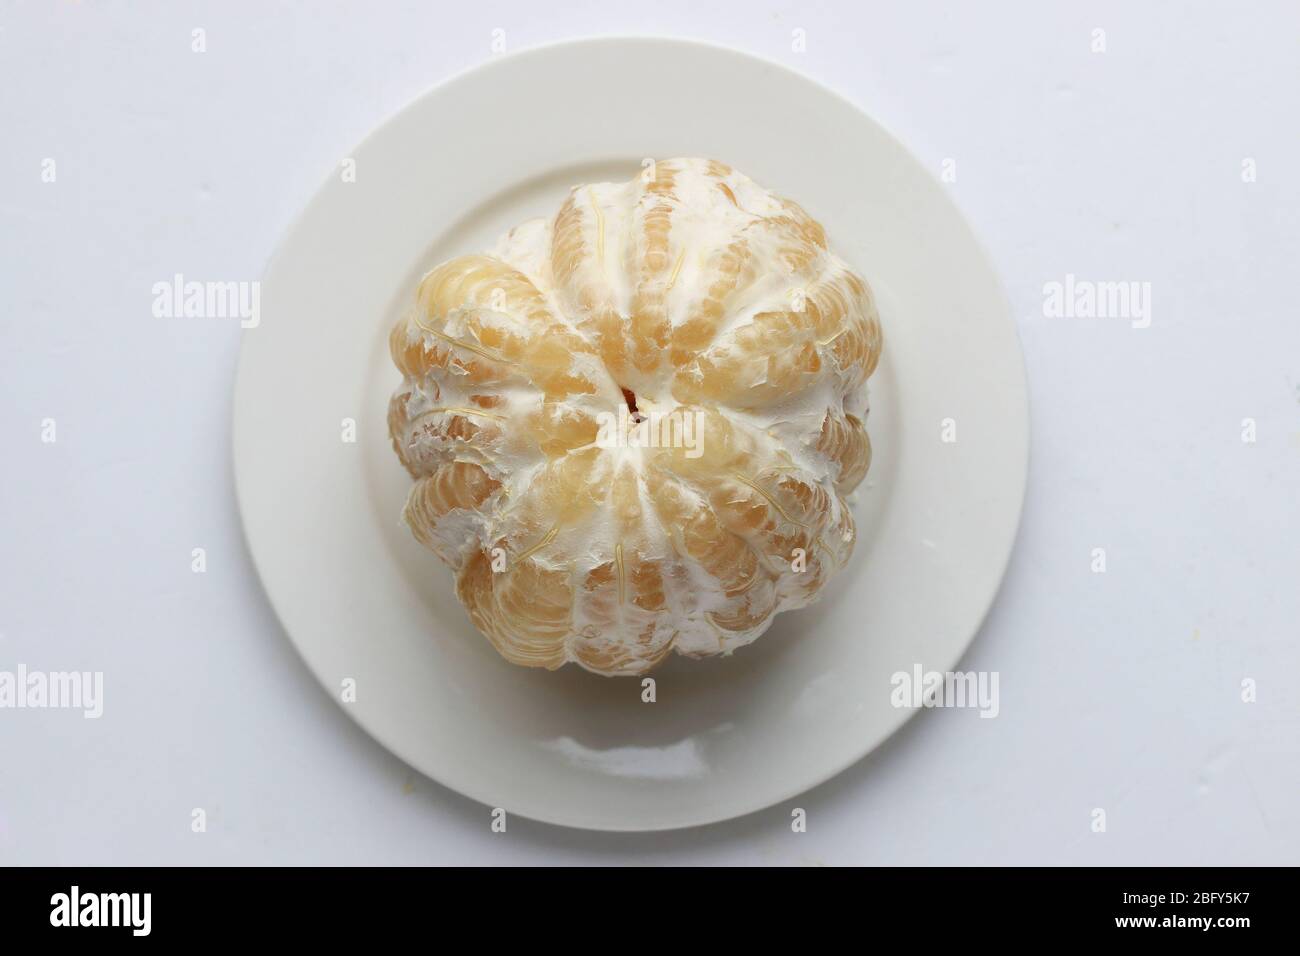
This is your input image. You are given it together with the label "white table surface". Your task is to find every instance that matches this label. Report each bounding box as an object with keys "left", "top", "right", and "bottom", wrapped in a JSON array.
[{"left": 2, "top": 0, "right": 1297, "bottom": 865}]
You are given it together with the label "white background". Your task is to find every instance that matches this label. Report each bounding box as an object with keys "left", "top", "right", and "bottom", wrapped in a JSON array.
[{"left": 2, "top": 0, "right": 1297, "bottom": 865}]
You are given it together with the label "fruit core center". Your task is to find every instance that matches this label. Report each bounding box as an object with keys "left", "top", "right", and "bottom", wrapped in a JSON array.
[{"left": 620, "top": 387, "right": 646, "bottom": 424}]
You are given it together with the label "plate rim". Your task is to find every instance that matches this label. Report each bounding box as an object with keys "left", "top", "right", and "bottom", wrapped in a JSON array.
[{"left": 233, "top": 34, "right": 1030, "bottom": 833}]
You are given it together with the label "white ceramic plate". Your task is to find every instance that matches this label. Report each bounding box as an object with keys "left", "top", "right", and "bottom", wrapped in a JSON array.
[{"left": 234, "top": 37, "right": 1028, "bottom": 831}]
